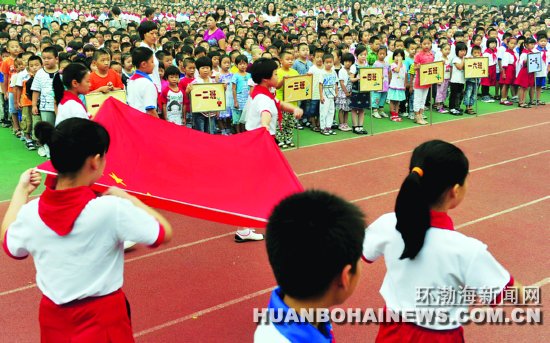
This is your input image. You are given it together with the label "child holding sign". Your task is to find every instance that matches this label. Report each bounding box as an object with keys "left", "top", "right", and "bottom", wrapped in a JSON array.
[
  {"left": 412, "top": 37, "right": 434, "bottom": 125},
  {"left": 463, "top": 46, "right": 482, "bottom": 115},
  {"left": 515, "top": 38, "right": 536, "bottom": 108}
]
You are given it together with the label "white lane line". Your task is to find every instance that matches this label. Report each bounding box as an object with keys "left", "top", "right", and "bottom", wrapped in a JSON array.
[
  {"left": 133, "top": 286, "right": 275, "bottom": 338},
  {"left": 296, "top": 122, "right": 549, "bottom": 176}
]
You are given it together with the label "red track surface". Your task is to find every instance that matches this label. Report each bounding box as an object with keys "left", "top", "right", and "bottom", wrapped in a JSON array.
[{"left": 1, "top": 108, "right": 549, "bottom": 342}]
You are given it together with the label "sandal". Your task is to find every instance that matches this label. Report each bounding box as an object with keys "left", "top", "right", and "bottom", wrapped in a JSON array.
[
  {"left": 518, "top": 103, "right": 531, "bottom": 108},
  {"left": 312, "top": 126, "right": 321, "bottom": 132}
]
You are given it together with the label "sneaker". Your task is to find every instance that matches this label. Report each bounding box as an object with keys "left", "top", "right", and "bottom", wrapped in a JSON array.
[
  {"left": 37, "top": 146, "right": 47, "bottom": 157},
  {"left": 500, "top": 100, "right": 513, "bottom": 106},
  {"left": 390, "top": 116, "right": 402, "bottom": 122},
  {"left": 511, "top": 96, "right": 519, "bottom": 103},
  {"left": 408, "top": 113, "right": 416, "bottom": 120},
  {"left": 25, "top": 140, "right": 36, "bottom": 150},
  {"left": 331, "top": 123, "right": 339, "bottom": 129},
  {"left": 321, "top": 128, "right": 331, "bottom": 136},
  {"left": 438, "top": 108, "right": 449, "bottom": 114},
  {"left": 234, "top": 229, "right": 264, "bottom": 242},
  {"left": 19, "top": 133, "right": 26, "bottom": 141},
  {"left": 1, "top": 122, "right": 12, "bottom": 128},
  {"left": 295, "top": 123, "right": 304, "bottom": 130},
  {"left": 372, "top": 111, "right": 382, "bottom": 119},
  {"left": 286, "top": 141, "right": 295, "bottom": 148},
  {"left": 481, "top": 96, "right": 495, "bottom": 103},
  {"left": 329, "top": 129, "right": 337, "bottom": 135},
  {"left": 340, "top": 124, "right": 352, "bottom": 131},
  {"left": 378, "top": 111, "right": 389, "bottom": 118}
]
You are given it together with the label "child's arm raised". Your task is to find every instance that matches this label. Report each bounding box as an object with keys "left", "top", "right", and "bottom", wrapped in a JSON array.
[{"left": 1, "top": 169, "right": 42, "bottom": 242}]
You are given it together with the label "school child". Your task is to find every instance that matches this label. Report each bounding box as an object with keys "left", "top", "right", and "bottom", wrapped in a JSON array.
[
  {"left": 449, "top": 42, "right": 467, "bottom": 115},
  {"left": 208, "top": 50, "right": 222, "bottom": 78},
  {"left": 319, "top": 53, "right": 338, "bottom": 136},
  {"left": 178, "top": 58, "right": 196, "bottom": 127},
  {"left": 53, "top": 63, "right": 91, "bottom": 126},
  {"left": 336, "top": 52, "right": 354, "bottom": 131},
  {"left": 255, "top": 190, "right": 365, "bottom": 341},
  {"left": 275, "top": 51, "right": 299, "bottom": 146},
  {"left": 434, "top": 43, "right": 451, "bottom": 113},
  {"left": 463, "top": 46, "right": 483, "bottom": 115},
  {"left": 515, "top": 38, "right": 537, "bottom": 108},
  {"left": 187, "top": 56, "right": 217, "bottom": 134},
  {"left": 160, "top": 66, "right": 185, "bottom": 126},
  {"left": 15, "top": 54, "right": 41, "bottom": 150},
  {"left": 216, "top": 55, "right": 233, "bottom": 135},
  {"left": 362, "top": 140, "right": 523, "bottom": 342},
  {"left": 349, "top": 45, "right": 370, "bottom": 134},
  {"left": 388, "top": 49, "right": 406, "bottom": 122},
  {"left": 127, "top": 47, "right": 159, "bottom": 117},
  {"left": 1, "top": 118, "right": 172, "bottom": 342},
  {"left": 534, "top": 33, "right": 548, "bottom": 105},
  {"left": 231, "top": 55, "right": 252, "bottom": 134},
  {"left": 401, "top": 41, "right": 418, "bottom": 118},
  {"left": 1, "top": 39, "right": 21, "bottom": 135},
  {"left": 480, "top": 38, "right": 498, "bottom": 103},
  {"left": 412, "top": 37, "right": 434, "bottom": 125},
  {"left": 88, "top": 49, "right": 124, "bottom": 94},
  {"left": 11, "top": 55, "right": 25, "bottom": 141},
  {"left": 307, "top": 48, "right": 325, "bottom": 132},
  {"left": 292, "top": 43, "right": 312, "bottom": 129},
  {"left": 31, "top": 46, "right": 59, "bottom": 156},
  {"left": 499, "top": 37, "right": 518, "bottom": 106},
  {"left": 371, "top": 47, "right": 390, "bottom": 119}
]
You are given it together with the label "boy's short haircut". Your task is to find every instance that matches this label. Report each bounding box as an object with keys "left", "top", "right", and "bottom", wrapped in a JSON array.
[
  {"left": 322, "top": 53, "right": 333, "bottom": 61},
  {"left": 137, "top": 20, "right": 158, "bottom": 40},
  {"left": 42, "top": 46, "right": 58, "bottom": 58},
  {"left": 92, "top": 48, "right": 110, "bottom": 61},
  {"left": 195, "top": 56, "right": 212, "bottom": 70},
  {"left": 279, "top": 50, "right": 293, "bottom": 59},
  {"left": 251, "top": 57, "right": 278, "bottom": 84},
  {"left": 207, "top": 50, "right": 221, "bottom": 59},
  {"left": 164, "top": 65, "right": 180, "bottom": 78},
  {"left": 341, "top": 52, "right": 355, "bottom": 64},
  {"left": 194, "top": 46, "right": 207, "bottom": 56},
  {"left": 266, "top": 190, "right": 366, "bottom": 299},
  {"left": 235, "top": 54, "right": 248, "bottom": 65},
  {"left": 471, "top": 45, "right": 482, "bottom": 54},
  {"left": 155, "top": 50, "right": 166, "bottom": 61},
  {"left": 297, "top": 42, "right": 308, "bottom": 50},
  {"left": 181, "top": 44, "right": 194, "bottom": 56},
  {"left": 110, "top": 61, "right": 121, "bottom": 68},
  {"left": 131, "top": 47, "right": 153, "bottom": 68},
  {"left": 182, "top": 57, "right": 195, "bottom": 68},
  {"left": 314, "top": 48, "right": 325, "bottom": 56}
]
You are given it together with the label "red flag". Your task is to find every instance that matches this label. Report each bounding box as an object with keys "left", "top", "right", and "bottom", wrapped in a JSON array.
[{"left": 37, "top": 98, "right": 303, "bottom": 227}]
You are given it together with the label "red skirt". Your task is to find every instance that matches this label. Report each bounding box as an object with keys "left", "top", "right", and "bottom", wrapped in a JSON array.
[
  {"left": 376, "top": 320, "right": 465, "bottom": 343},
  {"left": 514, "top": 67, "right": 535, "bottom": 88},
  {"left": 500, "top": 65, "right": 516, "bottom": 85},
  {"left": 480, "top": 65, "right": 497, "bottom": 86},
  {"left": 39, "top": 289, "right": 134, "bottom": 343}
]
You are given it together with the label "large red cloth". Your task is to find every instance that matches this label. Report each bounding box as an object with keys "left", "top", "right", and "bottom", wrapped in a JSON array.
[{"left": 37, "top": 97, "right": 303, "bottom": 228}]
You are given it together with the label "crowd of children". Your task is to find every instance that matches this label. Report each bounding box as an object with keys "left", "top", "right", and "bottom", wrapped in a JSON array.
[{"left": 0, "top": 0, "right": 549, "bottom": 152}]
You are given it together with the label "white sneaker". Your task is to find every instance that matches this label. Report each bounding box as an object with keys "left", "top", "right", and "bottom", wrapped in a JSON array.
[
  {"left": 372, "top": 111, "right": 382, "bottom": 119},
  {"left": 234, "top": 228, "right": 264, "bottom": 243},
  {"left": 378, "top": 111, "right": 389, "bottom": 118}
]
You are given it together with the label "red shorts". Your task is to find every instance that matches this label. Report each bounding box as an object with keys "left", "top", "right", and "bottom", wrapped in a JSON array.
[{"left": 39, "top": 289, "right": 134, "bottom": 343}]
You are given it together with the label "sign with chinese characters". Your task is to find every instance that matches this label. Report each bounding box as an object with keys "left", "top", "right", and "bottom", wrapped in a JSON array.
[
  {"left": 464, "top": 57, "right": 489, "bottom": 79},
  {"left": 190, "top": 83, "right": 226, "bottom": 112},
  {"left": 527, "top": 52, "right": 542, "bottom": 73},
  {"left": 86, "top": 90, "right": 127, "bottom": 118},
  {"left": 419, "top": 61, "right": 444, "bottom": 86},
  {"left": 283, "top": 75, "right": 313, "bottom": 102},
  {"left": 359, "top": 67, "right": 383, "bottom": 92}
]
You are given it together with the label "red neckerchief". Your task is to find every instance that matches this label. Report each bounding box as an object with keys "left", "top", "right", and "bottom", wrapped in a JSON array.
[
  {"left": 506, "top": 48, "right": 518, "bottom": 65},
  {"left": 430, "top": 211, "right": 455, "bottom": 231},
  {"left": 498, "top": 29, "right": 505, "bottom": 35},
  {"left": 537, "top": 46, "right": 547, "bottom": 63},
  {"left": 60, "top": 91, "right": 87, "bottom": 113},
  {"left": 38, "top": 183, "right": 97, "bottom": 236},
  {"left": 251, "top": 85, "right": 282, "bottom": 127},
  {"left": 485, "top": 48, "right": 497, "bottom": 62}
]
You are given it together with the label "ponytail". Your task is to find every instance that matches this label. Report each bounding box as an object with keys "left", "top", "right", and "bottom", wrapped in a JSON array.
[
  {"left": 395, "top": 140, "right": 469, "bottom": 259},
  {"left": 53, "top": 63, "right": 90, "bottom": 105},
  {"left": 53, "top": 72, "right": 64, "bottom": 105}
]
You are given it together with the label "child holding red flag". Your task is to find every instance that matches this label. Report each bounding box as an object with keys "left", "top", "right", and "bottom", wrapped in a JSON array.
[{"left": 1, "top": 118, "right": 172, "bottom": 342}]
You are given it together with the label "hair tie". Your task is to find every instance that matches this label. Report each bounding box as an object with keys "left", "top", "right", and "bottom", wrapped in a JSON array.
[{"left": 411, "top": 167, "right": 424, "bottom": 177}]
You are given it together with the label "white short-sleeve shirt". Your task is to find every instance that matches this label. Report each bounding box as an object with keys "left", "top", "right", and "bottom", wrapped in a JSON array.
[
  {"left": 3, "top": 195, "right": 163, "bottom": 305},
  {"left": 363, "top": 213, "right": 511, "bottom": 330},
  {"left": 55, "top": 99, "right": 89, "bottom": 126},
  {"left": 127, "top": 76, "right": 158, "bottom": 113},
  {"left": 245, "top": 93, "right": 278, "bottom": 135}
]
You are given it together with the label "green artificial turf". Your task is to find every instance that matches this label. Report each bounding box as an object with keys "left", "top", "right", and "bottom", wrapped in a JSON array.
[{"left": 0, "top": 90, "right": 548, "bottom": 200}]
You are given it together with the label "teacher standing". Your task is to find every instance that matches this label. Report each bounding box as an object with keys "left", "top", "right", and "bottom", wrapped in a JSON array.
[{"left": 203, "top": 14, "right": 227, "bottom": 51}]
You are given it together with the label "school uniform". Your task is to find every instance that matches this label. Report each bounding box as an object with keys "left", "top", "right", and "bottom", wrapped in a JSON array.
[
  {"left": 500, "top": 49, "right": 518, "bottom": 85},
  {"left": 127, "top": 70, "right": 159, "bottom": 114},
  {"left": 481, "top": 48, "right": 498, "bottom": 87},
  {"left": 363, "top": 211, "right": 513, "bottom": 342},
  {"left": 55, "top": 91, "right": 90, "bottom": 126},
  {"left": 3, "top": 184, "right": 166, "bottom": 342},
  {"left": 254, "top": 287, "right": 334, "bottom": 343},
  {"left": 515, "top": 49, "right": 536, "bottom": 88},
  {"left": 534, "top": 45, "right": 548, "bottom": 87}
]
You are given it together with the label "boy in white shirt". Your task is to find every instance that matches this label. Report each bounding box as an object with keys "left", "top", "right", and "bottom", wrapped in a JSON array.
[{"left": 127, "top": 47, "right": 159, "bottom": 118}]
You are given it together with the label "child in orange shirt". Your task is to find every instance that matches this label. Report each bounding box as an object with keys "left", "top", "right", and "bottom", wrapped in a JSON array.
[
  {"left": 1, "top": 39, "right": 21, "bottom": 134},
  {"left": 88, "top": 49, "right": 124, "bottom": 93}
]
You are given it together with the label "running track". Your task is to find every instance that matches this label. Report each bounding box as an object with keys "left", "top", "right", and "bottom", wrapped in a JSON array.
[{"left": 0, "top": 107, "right": 549, "bottom": 342}]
